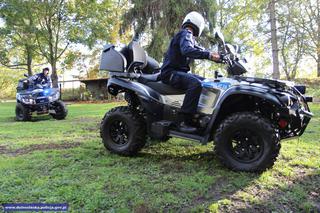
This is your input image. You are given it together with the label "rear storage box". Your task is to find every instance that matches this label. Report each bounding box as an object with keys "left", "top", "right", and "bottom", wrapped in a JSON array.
[{"left": 99, "top": 44, "right": 127, "bottom": 72}]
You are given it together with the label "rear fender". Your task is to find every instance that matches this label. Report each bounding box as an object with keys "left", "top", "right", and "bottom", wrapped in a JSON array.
[{"left": 107, "top": 77, "right": 161, "bottom": 102}]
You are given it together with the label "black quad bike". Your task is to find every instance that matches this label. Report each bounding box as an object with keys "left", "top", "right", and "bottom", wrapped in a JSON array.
[
  {"left": 15, "top": 74, "right": 68, "bottom": 121},
  {"left": 99, "top": 32, "right": 313, "bottom": 172}
]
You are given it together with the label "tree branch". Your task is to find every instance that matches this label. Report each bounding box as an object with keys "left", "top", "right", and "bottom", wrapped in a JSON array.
[
  {"left": 0, "top": 62, "right": 28, "bottom": 71},
  {"left": 57, "top": 42, "right": 69, "bottom": 60}
]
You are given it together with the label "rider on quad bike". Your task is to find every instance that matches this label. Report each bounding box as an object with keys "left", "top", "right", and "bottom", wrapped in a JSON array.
[
  {"left": 28, "top": 67, "right": 52, "bottom": 89},
  {"left": 15, "top": 67, "right": 68, "bottom": 121},
  {"left": 161, "top": 11, "right": 222, "bottom": 133}
]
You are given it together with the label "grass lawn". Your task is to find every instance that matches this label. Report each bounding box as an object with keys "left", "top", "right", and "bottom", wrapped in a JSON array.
[{"left": 0, "top": 102, "right": 319, "bottom": 212}]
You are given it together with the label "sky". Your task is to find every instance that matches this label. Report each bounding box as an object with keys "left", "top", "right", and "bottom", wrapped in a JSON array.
[{"left": 0, "top": 18, "right": 4, "bottom": 27}]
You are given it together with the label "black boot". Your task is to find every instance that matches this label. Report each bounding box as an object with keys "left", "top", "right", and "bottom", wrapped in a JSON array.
[{"left": 178, "top": 113, "right": 197, "bottom": 133}]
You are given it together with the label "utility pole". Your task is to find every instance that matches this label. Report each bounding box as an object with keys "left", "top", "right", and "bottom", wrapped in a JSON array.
[{"left": 269, "top": 0, "right": 280, "bottom": 79}]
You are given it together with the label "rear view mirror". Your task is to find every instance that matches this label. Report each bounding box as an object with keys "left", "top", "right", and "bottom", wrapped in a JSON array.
[
  {"left": 233, "top": 45, "right": 240, "bottom": 53},
  {"left": 23, "top": 80, "right": 29, "bottom": 89},
  {"left": 24, "top": 73, "right": 29, "bottom": 77},
  {"left": 225, "top": 44, "right": 236, "bottom": 55},
  {"left": 214, "top": 30, "right": 225, "bottom": 45}
]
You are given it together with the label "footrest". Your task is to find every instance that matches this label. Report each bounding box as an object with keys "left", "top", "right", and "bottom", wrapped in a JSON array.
[{"left": 168, "top": 130, "right": 205, "bottom": 143}]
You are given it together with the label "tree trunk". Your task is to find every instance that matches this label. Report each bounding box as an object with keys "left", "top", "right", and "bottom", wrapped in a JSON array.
[
  {"left": 317, "top": 55, "right": 320, "bottom": 77},
  {"left": 269, "top": 0, "right": 280, "bottom": 79},
  {"left": 51, "top": 61, "right": 58, "bottom": 88},
  {"left": 26, "top": 45, "right": 33, "bottom": 76},
  {"left": 27, "top": 63, "right": 32, "bottom": 76},
  {"left": 284, "top": 68, "right": 290, "bottom": 80},
  {"left": 317, "top": 15, "right": 320, "bottom": 77}
]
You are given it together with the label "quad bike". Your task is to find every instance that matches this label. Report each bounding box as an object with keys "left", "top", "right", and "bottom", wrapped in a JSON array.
[
  {"left": 99, "top": 32, "right": 313, "bottom": 172},
  {"left": 15, "top": 74, "right": 68, "bottom": 121}
]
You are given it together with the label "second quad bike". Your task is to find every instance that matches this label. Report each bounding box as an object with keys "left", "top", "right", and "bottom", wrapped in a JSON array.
[
  {"left": 99, "top": 32, "right": 313, "bottom": 172},
  {"left": 15, "top": 74, "right": 68, "bottom": 121}
]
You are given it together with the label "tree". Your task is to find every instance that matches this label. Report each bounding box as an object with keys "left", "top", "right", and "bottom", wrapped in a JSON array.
[
  {"left": 66, "top": 0, "right": 130, "bottom": 78},
  {"left": 277, "top": 0, "right": 307, "bottom": 80},
  {"left": 32, "top": 0, "right": 71, "bottom": 88},
  {"left": 246, "top": 0, "right": 308, "bottom": 79},
  {"left": 297, "top": 0, "right": 320, "bottom": 77},
  {"left": 33, "top": 0, "right": 122, "bottom": 87},
  {"left": 122, "top": 0, "right": 217, "bottom": 62},
  {"left": 269, "top": 0, "right": 280, "bottom": 79},
  {"left": 0, "top": 0, "right": 41, "bottom": 75}
]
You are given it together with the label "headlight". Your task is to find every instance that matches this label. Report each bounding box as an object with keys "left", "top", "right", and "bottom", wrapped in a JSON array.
[
  {"left": 22, "top": 97, "right": 35, "bottom": 104},
  {"left": 44, "top": 89, "right": 50, "bottom": 95},
  {"left": 49, "top": 92, "right": 59, "bottom": 102}
]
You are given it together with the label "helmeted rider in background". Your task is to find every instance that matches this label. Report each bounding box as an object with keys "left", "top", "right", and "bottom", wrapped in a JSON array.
[
  {"left": 29, "top": 67, "right": 52, "bottom": 89},
  {"left": 160, "top": 11, "right": 222, "bottom": 133}
]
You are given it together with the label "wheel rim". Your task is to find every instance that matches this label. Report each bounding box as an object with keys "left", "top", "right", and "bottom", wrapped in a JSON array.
[
  {"left": 227, "top": 129, "right": 264, "bottom": 163},
  {"left": 109, "top": 120, "right": 129, "bottom": 145}
]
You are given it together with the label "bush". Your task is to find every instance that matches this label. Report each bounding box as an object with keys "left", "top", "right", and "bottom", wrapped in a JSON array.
[
  {"left": 60, "top": 87, "right": 83, "bottom": 101},
  {"left": 294, "top": 78, "right": 320, "bottom": 100},
  {"left": 0, "top": 68, "right": 24, "bottom": 100},
  {"left": 60, "top": 86, "right": 123, "bottom": 101}
]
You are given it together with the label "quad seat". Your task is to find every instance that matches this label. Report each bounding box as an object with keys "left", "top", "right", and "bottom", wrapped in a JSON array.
[
  {"left": 145, "top": 81, "right": 185, "bottom": 95},
  {"left": 138, "top": 73, "right": 185, "bottom": 95}
]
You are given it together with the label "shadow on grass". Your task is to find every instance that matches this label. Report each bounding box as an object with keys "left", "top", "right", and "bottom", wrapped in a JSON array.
[
  {"left": 138, "top": 149, "right": 258, "bottom": 206},
  {"left": 136, "top": 147, "right": 320, "bottom": 211},
  {"left": 94, "top": 139, "right": 319, "bottom": 212},
  {"left": 229, "top": 172, "right": 320, "bottom": 212},
  {"left": 0, "top": 142, "right": 81, "bottom": 156},
  {"left": 90, "top": 141, "right": 260, "bottom": 211},
  {"left": 3, "top": 115, "right": 54, "bottom": 123}
]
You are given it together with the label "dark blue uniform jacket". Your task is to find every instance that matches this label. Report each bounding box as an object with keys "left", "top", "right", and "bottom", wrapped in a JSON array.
[
  {"left": 29, "top": 73, "right": 52, "bottom": 88},
  {"left": 161, "top": 28, "right": 211, "bottom": 80}
]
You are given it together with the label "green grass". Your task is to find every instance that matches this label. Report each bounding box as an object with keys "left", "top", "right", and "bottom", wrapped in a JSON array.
[{"left": 0, "top": 102, "right": 319, "bottom": 212}]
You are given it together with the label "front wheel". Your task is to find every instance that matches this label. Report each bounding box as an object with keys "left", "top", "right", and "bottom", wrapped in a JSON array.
[
  {"left": 15, "top": 103, "right": 31, "bottom": 121},
  {"left": 51, "top": 100, "right": 68, "bottom": 120},
  {"left": 100, "top": 106, "right": 146, "bottom": 156},
  {"left": 214, "top": 112, "right": 280, "bottom": 172}
]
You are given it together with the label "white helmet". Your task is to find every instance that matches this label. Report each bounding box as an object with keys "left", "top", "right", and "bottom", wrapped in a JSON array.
[{"left": 182, "top": 11, "right": 205, "bottom": 37}]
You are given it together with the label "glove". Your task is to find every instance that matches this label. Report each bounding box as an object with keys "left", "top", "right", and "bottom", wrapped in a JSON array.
[
  {"left": 210, "top": 52, "right": 225, "bottom": 63},
  {"left": 216, "top": 53, "right": 226, "bottom": 64}
]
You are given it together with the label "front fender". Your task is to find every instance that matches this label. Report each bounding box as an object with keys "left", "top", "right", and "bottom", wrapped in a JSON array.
[
  {"left": 203, "top": 85, "right": 284, "bottom": 141},
  {"left": 216, "top": 85, "right": 283, "bottom": 109}
]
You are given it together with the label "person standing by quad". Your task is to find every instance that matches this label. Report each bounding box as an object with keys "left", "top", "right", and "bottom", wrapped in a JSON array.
[
  {"left": 160, "top": 11, "right": 222, "bottom": 133},
  {"left": 29, "top": 67, "right": 52, "bottom": 88}
]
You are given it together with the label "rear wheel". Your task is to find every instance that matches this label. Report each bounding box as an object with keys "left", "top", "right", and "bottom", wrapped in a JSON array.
[
  {"left": 100, "top": 106, "right": 146, "bottom": 156},
  {"left": 214, "top": 112, "right": 280, "bottom": 172},
  {"left": 51, "top": 100, "right": 68, "bottom": 120},
  {"left": 15, "top": 103, "right": 31, "bottom": 121}
]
